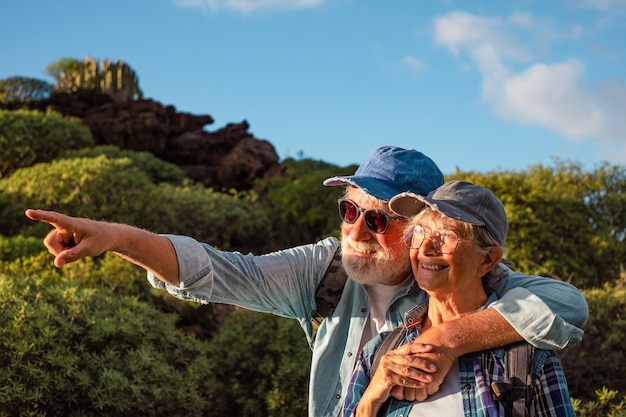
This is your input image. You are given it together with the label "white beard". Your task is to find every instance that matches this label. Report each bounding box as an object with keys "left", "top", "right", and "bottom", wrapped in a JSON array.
[{"left": 341, "top": 237, "right": 411, "bottom": 286}]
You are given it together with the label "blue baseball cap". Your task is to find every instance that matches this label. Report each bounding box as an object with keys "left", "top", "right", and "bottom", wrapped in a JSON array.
[{"left": 323, "top": 146, "right": 444, "bottom": 202}]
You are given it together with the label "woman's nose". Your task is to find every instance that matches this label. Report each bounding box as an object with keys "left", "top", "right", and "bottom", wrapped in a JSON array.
[{"left": 420, "top": 235, "right": 440, "bottom": 255}]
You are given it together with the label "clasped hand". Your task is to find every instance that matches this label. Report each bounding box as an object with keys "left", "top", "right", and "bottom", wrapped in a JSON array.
[{"left": 368, "top": 342, "right": 456, "bottom": 404}]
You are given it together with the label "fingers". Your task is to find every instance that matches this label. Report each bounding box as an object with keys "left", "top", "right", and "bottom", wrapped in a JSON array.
[
  {"left": 25, "top": 209, "right": 97, "bottom": 267},
  {"left": 378, "top": 343, "right": 452, "bottom": 403},
  {"left": 391, "top": 343, "right": 438, "bottom": 376},
  {"left": 390, "top": 386, "right": 429, "bottom": 402},
  {"left": 375, "top": 351, "right": 436, "bottom": 393},
  {"left": 25, "top": 209, "right": 71, "bottom": 229},
  {"left": 394, "top": 342, "right": 435, "bottom": 355}
]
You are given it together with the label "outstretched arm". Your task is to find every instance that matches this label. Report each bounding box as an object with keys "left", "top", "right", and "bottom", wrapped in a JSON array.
[{"left": 25, "top": 209, "right": 180, "bottom": 285}]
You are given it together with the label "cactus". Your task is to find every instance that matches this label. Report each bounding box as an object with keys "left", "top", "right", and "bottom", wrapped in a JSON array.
[{"left": 47, "top": 56, "right": 144, "bottom": 102}]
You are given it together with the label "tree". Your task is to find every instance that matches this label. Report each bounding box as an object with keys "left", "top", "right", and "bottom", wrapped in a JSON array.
[
  {"left": 45, "top": 57, "right": 83, "bottom": 89},
  {"left": 450, "top": 160, "right": 626, "bottom": 289},
  {"left": 0, "top": 76, "right": 52, "bottom": 104}
]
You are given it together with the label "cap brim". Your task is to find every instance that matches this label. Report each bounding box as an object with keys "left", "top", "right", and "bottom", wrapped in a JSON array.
[
  {"left": 323, "top": 176, "right": 402, "bottom": 202},
  {"left": 424, "top": 200, "right": 485, "bottom": 225},
  {"left": 388, "top": 192, "right": 426, "bottom": 217},
  {"left": 390, "top": 191, "right": 486, "bottom": 225}
]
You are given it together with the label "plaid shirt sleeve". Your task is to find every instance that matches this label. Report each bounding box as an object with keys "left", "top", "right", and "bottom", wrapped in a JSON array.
[
  {"left": 531, "top": 351, "right": 576, "bottom": 417},
  {"left": 342, "top": 332, "right": 385, "bottom": 417}
]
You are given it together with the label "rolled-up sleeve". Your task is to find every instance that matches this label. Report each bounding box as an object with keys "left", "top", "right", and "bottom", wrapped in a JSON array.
[
  {"left": 490, "top": 266, "right": 588, "bottom": 350},
  {"left": 146, "top": 234, "right": 215, "bottom": 303}
]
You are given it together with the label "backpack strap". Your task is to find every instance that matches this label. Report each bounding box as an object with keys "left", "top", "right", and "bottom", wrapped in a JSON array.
[
  {"left": 311, "top": 246, "right": 348, "bottom": 339},
  {"left": 491, "top": 341, "right": 536, "bottom": 417},
  {"left": 371, "top": 326, "right": 407, "bottom": 375}
]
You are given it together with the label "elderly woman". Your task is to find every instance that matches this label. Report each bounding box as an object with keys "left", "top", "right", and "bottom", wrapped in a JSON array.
[{"left": 342, "top": 180, "right": 575, "bottom": 417}]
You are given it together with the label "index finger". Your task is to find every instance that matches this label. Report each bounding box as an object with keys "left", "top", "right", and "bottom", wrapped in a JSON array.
[{"left": 25, "top": 209, "right": 71, "bottom": 228}]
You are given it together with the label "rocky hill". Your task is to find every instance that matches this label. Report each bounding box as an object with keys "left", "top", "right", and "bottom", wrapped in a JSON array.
[{"left": 26, "top": 90, "right": 284, "bottom": 190}]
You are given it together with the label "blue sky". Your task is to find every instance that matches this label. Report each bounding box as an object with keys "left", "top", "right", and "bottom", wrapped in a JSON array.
[{"left": 2, "top": 0, "right": 625, "bottom": 175}]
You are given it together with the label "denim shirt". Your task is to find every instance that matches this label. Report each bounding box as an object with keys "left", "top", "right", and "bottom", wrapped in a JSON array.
[{"left": 147, "top": 235, "right": 587, "bottom": 417}]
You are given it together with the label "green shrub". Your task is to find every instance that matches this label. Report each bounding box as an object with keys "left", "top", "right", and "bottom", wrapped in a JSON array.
[
  {"left": 560, "top": 280, "right": 626, "bottom": 400},
  {"left": 0, "top": 271, "right": 216, "bottom": 416},
  {"left": 450, "top": 161, "right": 626, "bottom": 289},
  {"left": 203, "top": 310, "right": 311, "bottom": 417},
  {"left": 0, "top": 109, "right": 93, "bottom": 178},
  {"left": 254, "top": 158, "right": 352, "bottom": 249},
  {"left": 60, "top": 145, "right": 187, "bottom": 185},
  {"left": 0, "top": 234, "right": 46, "bottom": 261},
  {"left": 152, "top": 184, "right": 272, "bottom": 251},
  {"left": 0, "top": 251, "right": 147, "bottom": 299},
  {"left": 0, "top": 155, "right": 156, "bottom": 236},
  {"left": 0, "top": 257, "right": 311, "bottom": 416},
  {"left": 572, "top": 387, "right": 626, "bottom": 417},
  {"left": 0, "top": 155, "right": 273, "bottom": 252}
]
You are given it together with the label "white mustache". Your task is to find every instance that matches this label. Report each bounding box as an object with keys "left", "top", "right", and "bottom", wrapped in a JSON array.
[{"left": 344, "top": 237, "right": 382, "bottom": 254}]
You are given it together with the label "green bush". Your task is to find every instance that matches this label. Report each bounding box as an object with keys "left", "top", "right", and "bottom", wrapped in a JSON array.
[
  {"left": 0, "top": 234, "right": 46, "bottom": 261},
  {"left": 0, "top": 155, "right": 156, "bottom": 236},
  {"left": 60, "top": 145, "right": 187, "bottom": 186},
  {"left": 560, "top": 280, "right": 626, "bottom": 401},
  {"left": 0, "top": 154, "right": 274, "bottom": 252},
  {"left": 451, "top": 160, "right": 626, "bottom": 289},
  {"left": 0, "top": 109, "right": 93, "bottom": 178},
  {"left": 202, "top": 310, "right": 311, "bottom": 417},
  {"left": 0, "top": 251, "right": 147, "bottom": 299},
  {"left": 0, "top": 271, "right": 216, "bottom": 416},
  {"left": 0, "top": 250, "right": 235, "bottom": 341},
  {"left": 0, "top": 259, "right": 311, "bottom": 416},
  {"left": 254, "top": 158, "right": 353, "bottom": 249},
  {"left": 572, "top": 387, "right": 626, "bottom": 417},
  {"left": 152, "top": 184, "right": 272, "bottom": 251}
]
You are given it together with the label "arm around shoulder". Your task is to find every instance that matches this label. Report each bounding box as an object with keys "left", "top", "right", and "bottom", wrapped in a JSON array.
[{"left": 491, "top": 265, "right": 588, "bottom": 349}]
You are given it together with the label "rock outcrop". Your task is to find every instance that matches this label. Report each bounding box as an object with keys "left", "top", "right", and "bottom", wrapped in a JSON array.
[{"left": 29, "top": 90, "right": 282, "bottom": 190}]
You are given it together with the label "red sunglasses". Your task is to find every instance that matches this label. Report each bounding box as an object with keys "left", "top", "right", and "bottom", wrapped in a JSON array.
[{"left": 338, "top": 199, "right": 404, "bottom": 234}]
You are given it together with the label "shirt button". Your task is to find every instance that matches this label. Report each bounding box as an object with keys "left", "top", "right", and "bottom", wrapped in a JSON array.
[
  {"left": 463, "top": 383, "right": 472, "bottom": 391},
  {"left": 347, "top": 352, "right": 353, "bottom": 357},
  {"left": 361, "top": 308, "right": 366, "bottom": 313},
  {"left": 336, "top": 394, "right": 341, "bottom": 399}
]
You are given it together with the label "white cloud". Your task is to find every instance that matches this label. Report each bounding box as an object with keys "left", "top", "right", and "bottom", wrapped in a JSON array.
[
  {"left": 433, "top": 11, "right": 626, "bottom": 162},
  {"left": 174, "top": 0, "right": 325, "bottom": 13},
  {"left": 403, "top": 55, "right": 423, "bottom": 72},
  {"left": 489, "top": 60, "right": 607, "bottom": 139},
  {"left": 578, "top": 0, "right": 626, "bottom": 11}
]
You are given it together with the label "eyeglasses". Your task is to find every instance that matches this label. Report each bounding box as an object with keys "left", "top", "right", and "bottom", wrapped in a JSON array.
[
  {"left": 338, "top": 199, "right": 404, "bottom": 234},
  {"left": 404, "top": 224, "right": 473, "bottom": 254}
]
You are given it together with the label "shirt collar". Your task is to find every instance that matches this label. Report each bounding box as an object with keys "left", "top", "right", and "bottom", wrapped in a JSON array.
[{"left": 403, "top": 299, "right": 429, "bottom": 329}]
